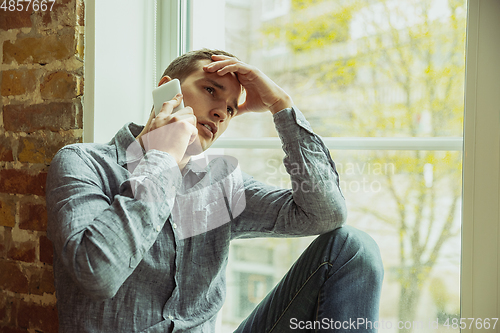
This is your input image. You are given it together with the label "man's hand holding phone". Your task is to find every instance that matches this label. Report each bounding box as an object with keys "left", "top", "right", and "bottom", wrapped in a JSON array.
[{"left": 140, "top": 93, "right": 199, "bottom": 166}]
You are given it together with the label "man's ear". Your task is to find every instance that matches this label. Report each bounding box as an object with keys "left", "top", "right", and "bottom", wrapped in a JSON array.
[{"left": 158, "top": 75, "right": 172, "bottom": 87}]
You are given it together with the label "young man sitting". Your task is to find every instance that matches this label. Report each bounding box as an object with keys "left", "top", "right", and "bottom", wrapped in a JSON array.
[{"left": 46, "top": 49, "right": 384, "bottom": 332}]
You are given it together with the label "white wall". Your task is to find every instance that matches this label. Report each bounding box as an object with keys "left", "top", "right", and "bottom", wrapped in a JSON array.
[{"left": 87, "top": 0, "right": 156, "bottom": 143}]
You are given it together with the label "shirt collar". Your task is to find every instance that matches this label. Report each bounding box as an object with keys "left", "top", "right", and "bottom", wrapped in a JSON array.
[{"left": 112, "top": 122, "right": 145, "bottom": 167}]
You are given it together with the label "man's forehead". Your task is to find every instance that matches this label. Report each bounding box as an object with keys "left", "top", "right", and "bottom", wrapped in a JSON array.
[{"left": 190, "top": 60, "right": 241, "bottom": 93}]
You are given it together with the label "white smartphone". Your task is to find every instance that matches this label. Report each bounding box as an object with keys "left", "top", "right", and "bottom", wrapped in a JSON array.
[{"left": 152, "top": 78, "right": 184, "bottom": 116}]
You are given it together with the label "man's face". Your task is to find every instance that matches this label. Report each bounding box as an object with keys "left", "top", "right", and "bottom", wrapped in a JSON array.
[{"left": 180, "top": 59, "right": 241, "bottom": 152}]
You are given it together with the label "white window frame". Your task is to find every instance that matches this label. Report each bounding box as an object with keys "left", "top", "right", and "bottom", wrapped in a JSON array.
[
  {"left": 461, "top": 0, "right": 500, "bottom": 325},
  {"left": 84, "top": 0, "right": 500, "bottom": 324},
  {"left": 84, "top": 0, "right": 190, "bottom": 143}
]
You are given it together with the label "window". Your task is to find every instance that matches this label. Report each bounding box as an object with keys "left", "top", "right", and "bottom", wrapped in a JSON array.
[
  {"left": 85, "top": 0, "right": 500, "bottom": 329},
  {"left": 85, "top": 0, "right": 187, "bottom": 143},
  {"left": 188, "top": 0, "right": 466, "bottom": 331},
  {"left": 261, "top": 0, "right": 290, "bottom": 20}
]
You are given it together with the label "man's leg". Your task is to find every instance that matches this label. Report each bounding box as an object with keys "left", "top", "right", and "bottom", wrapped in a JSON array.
[{"left": 234, "top": 226, "right": 384, "bottom": 333}]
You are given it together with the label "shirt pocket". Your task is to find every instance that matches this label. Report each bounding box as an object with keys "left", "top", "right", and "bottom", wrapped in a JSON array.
[{"left": 190, "top": 204, "right": 231, "bottom": 266}]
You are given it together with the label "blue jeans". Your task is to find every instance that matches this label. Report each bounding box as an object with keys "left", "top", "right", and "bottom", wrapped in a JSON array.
[{"left": 234, "top": 226, "right": 384, "bottom": 332}]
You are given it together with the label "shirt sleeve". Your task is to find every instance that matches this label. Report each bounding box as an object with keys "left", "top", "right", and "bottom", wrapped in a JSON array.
[
  {"left": 230, "top": 106, "right": 347, "bottom": 239},
  {"left": 46, "top": 145, "right": 181, "bottom": 300}
]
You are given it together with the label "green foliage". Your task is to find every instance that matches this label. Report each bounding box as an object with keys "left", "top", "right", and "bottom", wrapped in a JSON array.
[
  {"left": 260, "top": 0, "right": 466, "bottom": 328},
  {"left": 429, "top": 277, "right": 449, "bottom": 311},
  {"left": 285, "top": 10, "right": 351, "bottom": 52},
  {"left": 262, "top": 2, "right": 356, "bottom": 53},
  {"left": 318, "top": 58, "right": 357, "bottom": 86},
  {"left": 291, "top": 0, "right": 323, "bottom": 11}
]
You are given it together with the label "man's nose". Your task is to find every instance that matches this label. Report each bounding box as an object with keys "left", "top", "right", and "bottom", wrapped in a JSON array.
[{"left": 210, "top": 100, "right": 229, "bottom": 121}]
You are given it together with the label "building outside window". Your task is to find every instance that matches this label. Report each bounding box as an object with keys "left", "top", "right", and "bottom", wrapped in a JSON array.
[
  {"left": 89, "top": 0, "right": 475, "bottom": 332},
  {"left": 186, "top": 0, "right": 466, "bottom": 331}
]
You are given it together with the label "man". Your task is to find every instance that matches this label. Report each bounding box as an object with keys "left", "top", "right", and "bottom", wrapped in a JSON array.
[{"left": 46, "top": 49, "right": 384, "bottom": 332}]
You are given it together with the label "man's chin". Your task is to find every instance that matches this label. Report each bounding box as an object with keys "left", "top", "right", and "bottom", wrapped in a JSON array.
[{"left": 185, "top": 136, "right": 209, "bottom": 156}]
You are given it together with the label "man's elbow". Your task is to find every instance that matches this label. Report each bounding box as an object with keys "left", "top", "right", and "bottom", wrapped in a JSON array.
[
  {"left": 315, "top": 200, "right": 348, "bottom": 233},
  {"left": 67, "top": 256, "right": 126, "bottom": 301},
  {"left": 75, "top": 274, "right": 122, "bottom": 301}
]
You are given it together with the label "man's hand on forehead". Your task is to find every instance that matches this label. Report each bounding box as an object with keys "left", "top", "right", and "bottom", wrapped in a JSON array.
[{"left": 203, "top": 54, "right": 293, "bottom": 115}]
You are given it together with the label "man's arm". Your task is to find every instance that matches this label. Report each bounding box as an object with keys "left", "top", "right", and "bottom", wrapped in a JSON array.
[
  {"left": 231, "top": 106, "right": 347, "bottom": 238},
  {"left": 203, "top": 55, "right": 346, "bottom": 237},
  {"left": 46, "top": 93, "right": 199, "bottom": 300},
  {"left": 46, "top": 145, "right": 181, "bottom": 301}
]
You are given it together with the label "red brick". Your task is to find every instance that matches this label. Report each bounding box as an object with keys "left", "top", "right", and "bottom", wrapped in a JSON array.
[
  {"left": 0, "top": 260, "right": 29, "bottom": 294},
  {"left": 41, "top": 71, "right": 80, "bottom": 100},
  {"left": 1, "top": 227, "right": 13, "bottom": 260},
  {"left": 0, "top": 169, "right": 47, "bottom": 196},
  {"left": 0, "top": 10, "right": 32, "bottom": 30},
  {"left": 7, "top": 241, "right": 36, "bottom": 263},
  {"left": 27, "top": 265, "right": 55, "bottom": 295},
  {"left": 19, "top": 202, "right": 47, "bottom": 231},
  {"left": 0, "top": 296, "right": 24, "bottom": 330},
  {"left": 39, "top": 235, "right": 53, "bottom": 265},
  {"left": 17, "top": 137, "right": 46, "bottom": 164},
  {"left": 1, "top": 69, "right": 37, "bottom": 96},
  {"left": 16, "top": 300, "right": 58, "bottom": 333},
  {"left": 0, "top": 229, "right": 6, "bottom": 258},
  {"left": 0, "top": 197, "right": 16, "bottom": 228},
  {"left": 17, "top": 131, "right": 80, "bottom": 164},
  {"left": 3, "top": 101, "right": 82, "bottom": 133},
  {"left": 40, "top": 0, "right": 75, "bottom": 27},
  {"left": 0, "top": 291, "right": 7, "bottom": 324},
  {"left": 0, "top": 136, "right": 14, "bottom": 162},
  {"left": 3, "top": 33, "right": 75, "bottom": 65},
  {"left": 0, "top": 326, "right": 28, "bottom": 333}
]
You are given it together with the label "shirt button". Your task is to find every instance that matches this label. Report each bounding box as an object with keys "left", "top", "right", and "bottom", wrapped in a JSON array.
[
  {"left": 168, "top": 315, "right": 174, "bottom": 320},
  {"left": 172, "top": 223, "right": 177, "bottom": 229},
  {"left": 155, "top": 225, "right": 161, "bottom": 232}
]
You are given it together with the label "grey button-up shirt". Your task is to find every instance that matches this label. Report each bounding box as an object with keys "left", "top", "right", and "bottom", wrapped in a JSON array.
[{"left": 46, "top": 107, "right": 347, "bottom": 332}]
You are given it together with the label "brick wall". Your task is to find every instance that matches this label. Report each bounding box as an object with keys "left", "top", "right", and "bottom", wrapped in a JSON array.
[{"left": 0, "top": 1, "right": 84, "bottom": 332}]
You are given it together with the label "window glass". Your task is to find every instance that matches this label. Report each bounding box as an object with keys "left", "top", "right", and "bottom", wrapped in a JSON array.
[
  {"left": 218, "top": 0, "right": 466, "bottom": 139},
  {"left": 220, "top": 148, "right": 461, "bottom": 332},
  {"left": 190, "top": 0, "right": 466, "bottom": 331}
]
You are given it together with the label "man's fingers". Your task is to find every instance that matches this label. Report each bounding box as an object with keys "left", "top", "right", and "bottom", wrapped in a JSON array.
[
  {"left": 175, "top": 112, "right": 197, "bottom": 127},
  {"left": 151, "top": 106, "right": 195, "bottom": 131},
  {"left": 211, "top": 54, "right": 232, "bottom": 60},
  {"left": 188, "top": 127, "right": 199, "bottom": 145},
  {"left": 235, "top": 100, "right": 250, "bottom": 116},
  {"left": 218, "top": 63, "right": 252, "bottom": 77},
  {"left": 204, "top": 60, "right": 232, "bottom": 72},
  {"left": 158, "top": 93, "right": 183, "bottom": 115},
  {"left": 158, "top": 112, "right": 195, "bottom": 127}
]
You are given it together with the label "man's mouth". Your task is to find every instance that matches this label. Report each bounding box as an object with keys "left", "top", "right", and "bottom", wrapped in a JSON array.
[{"left": 198, "top": 122, "right": 216, "bottom": 139}]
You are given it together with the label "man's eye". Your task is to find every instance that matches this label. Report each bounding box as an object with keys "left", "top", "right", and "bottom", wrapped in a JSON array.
[{"left": 205, "top": 87, "right": 215, "bottom": 95}]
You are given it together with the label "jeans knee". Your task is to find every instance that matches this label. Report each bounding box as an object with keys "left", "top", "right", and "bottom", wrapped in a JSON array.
[{"left": 321, "top": 226, "right": 385, "bottom": 285}]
